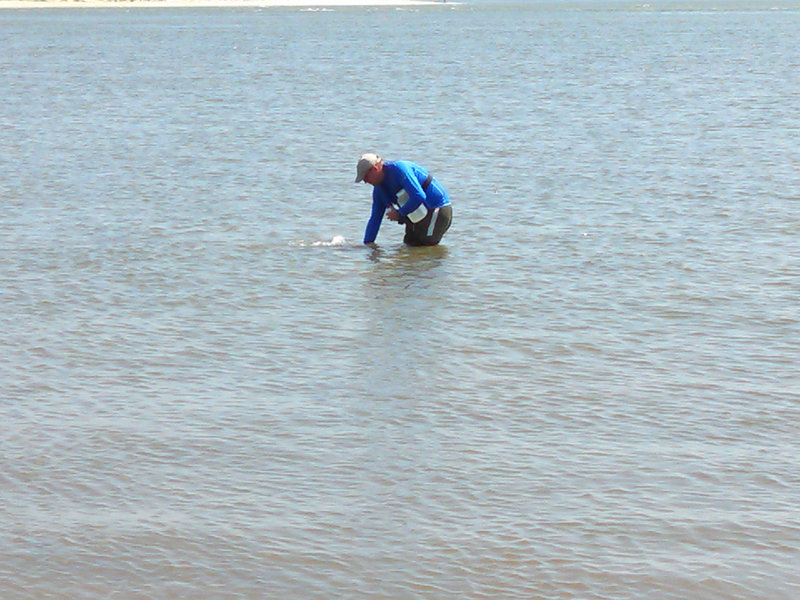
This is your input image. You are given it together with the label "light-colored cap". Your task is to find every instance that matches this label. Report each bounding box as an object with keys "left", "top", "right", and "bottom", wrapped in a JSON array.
[{"left": 355, "top": 153, "right": 381, "bottom": 183}]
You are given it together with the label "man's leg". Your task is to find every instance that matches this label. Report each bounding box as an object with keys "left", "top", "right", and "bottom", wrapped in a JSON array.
[{"left": 404, "top": 205, "right": 452, "bottom": 246}]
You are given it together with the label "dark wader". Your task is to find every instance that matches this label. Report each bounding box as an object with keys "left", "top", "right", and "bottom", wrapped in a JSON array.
[
  {"left": 404, "top": 205, "right": 453, "bottom": 246},
  {"left": 402, "top": 174, "right": 453, "bottom": 246}
]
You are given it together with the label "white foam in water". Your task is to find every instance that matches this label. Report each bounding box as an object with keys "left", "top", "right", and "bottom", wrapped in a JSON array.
[{"left": 312, "top": 235, "right": 347, "bottom": 247}]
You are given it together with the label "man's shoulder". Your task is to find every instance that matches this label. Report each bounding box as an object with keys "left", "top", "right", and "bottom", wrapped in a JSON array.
[
  {"left": 388, "top": 159, "right": 417, "bottom": 168},
  {"left": 387, "top": 160, "right": 421, "bottom": 177}
]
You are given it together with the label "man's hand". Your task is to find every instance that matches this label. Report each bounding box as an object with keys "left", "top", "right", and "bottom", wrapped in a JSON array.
[{"left": 386, "top": 207, "right": 402, "bottom": 222}]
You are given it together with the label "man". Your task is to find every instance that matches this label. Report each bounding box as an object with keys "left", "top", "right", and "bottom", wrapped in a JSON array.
[{"left": 355, "top": 153, "right": 452, "bottom": 246}]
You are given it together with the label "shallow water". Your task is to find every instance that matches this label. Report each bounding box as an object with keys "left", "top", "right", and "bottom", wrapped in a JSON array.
[{"left": 2, "top": 2, "right": 799, "bottom": 598}]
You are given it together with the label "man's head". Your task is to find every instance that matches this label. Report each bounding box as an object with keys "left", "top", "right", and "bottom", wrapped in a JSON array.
[{"left": 355, "top": 153, "right": 383, "bottom": 185}]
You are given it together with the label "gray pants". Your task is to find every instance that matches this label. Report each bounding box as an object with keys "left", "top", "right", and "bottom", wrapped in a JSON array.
[{"left": 403, "top": 205, "right": 453, "bottom": 246}]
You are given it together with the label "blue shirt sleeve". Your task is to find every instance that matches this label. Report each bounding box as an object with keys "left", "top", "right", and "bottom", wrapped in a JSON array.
[{"left": 363, "top": 191, "right": 386, "bottom": 244}]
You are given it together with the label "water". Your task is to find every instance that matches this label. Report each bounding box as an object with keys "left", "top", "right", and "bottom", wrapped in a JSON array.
[{"left": 2, "top": 2, "right": 799, "bottom": 598}]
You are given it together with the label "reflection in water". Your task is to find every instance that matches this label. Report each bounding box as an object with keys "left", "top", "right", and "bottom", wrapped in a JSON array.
[
  {"left": 364, "top": 243, "right": 450, "bottom": 297},
  {"left": 355, "top": 244, "right": 453, "bottom": 397},
  {"left": 366, "top": 243, "right": 449, "bottom": 265}
]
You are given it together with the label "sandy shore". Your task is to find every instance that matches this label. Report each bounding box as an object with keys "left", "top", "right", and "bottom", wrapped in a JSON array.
[{"left": 0, "top": 0, "right": 446, "bottom": 8}]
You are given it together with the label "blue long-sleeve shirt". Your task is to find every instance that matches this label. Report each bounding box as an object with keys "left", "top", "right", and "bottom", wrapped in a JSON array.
[{"left": 363, "top": 160, "right": 450, "bottom": 244}]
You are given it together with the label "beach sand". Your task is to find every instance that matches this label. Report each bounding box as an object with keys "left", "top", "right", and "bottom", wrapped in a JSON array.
[{"left": 0, "top": 0, "right": 444, "bottom": 8}]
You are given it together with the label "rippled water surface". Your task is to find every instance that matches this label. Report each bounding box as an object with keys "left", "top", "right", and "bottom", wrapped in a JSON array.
[{"left": 2, "top": 2, "right": 799, "bottom": 598}]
